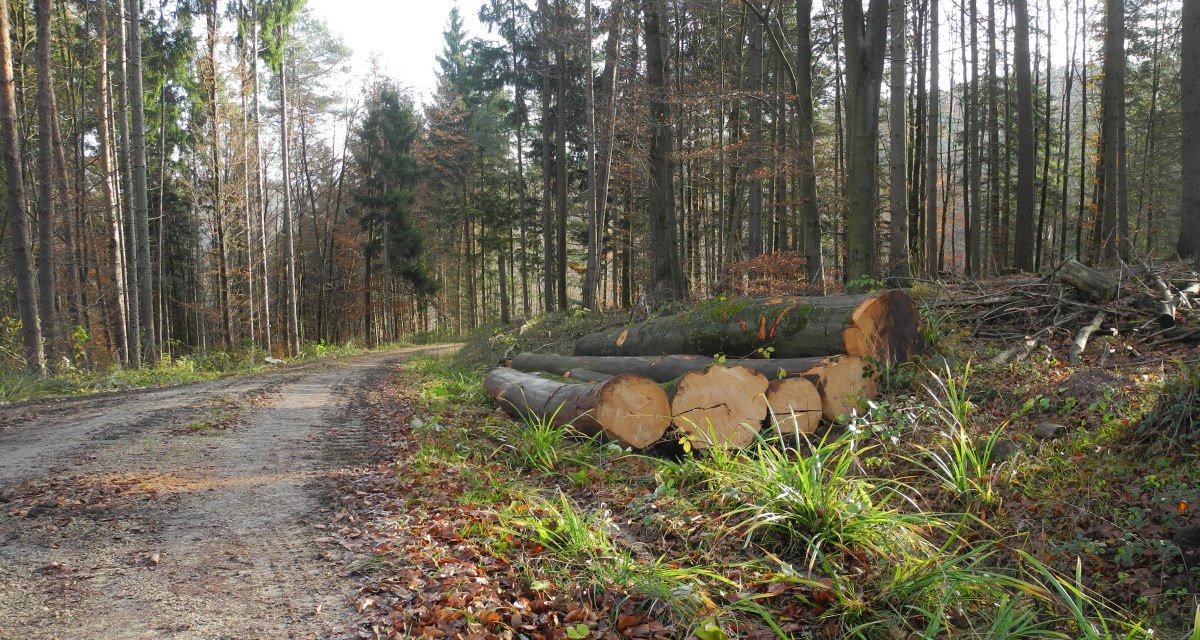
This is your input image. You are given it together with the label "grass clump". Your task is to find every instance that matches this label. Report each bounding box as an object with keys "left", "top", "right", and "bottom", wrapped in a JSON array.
[{"left": 500, "top": 490, "right": 720, "bottom": 625}]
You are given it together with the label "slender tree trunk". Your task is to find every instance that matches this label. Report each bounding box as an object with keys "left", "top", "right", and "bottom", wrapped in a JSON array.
[
  {"left": 538, "top": 0, "right": 555, "bottom": 312},
  {"left": 1036, "top": 12, "right": 1053, "bottom": 270},
  {"left": 251, "top": 0, "right": 271, "bottom": 350},
  {"left": 128, "top": 0, "right": 156, "bottom": 365},
  {"left": 96, "top": 0, "right": 128, "bottom": 365},
  {"left": 888, "top": 0, "right": 908, "bottom": 282},
  {"left": 924, "top": 0, "right": 938, "bottom": 277},
  {"left": 1011, "top": 0, "right": 1036, "bottom": 271},
  {"left": 0, "top": 0, "right": 42, "bottom": 374},
  {"left": 595, "top": 0, "right": 623, "bottom": 305},
  {"left": 1059, "top": 0, "right": 1075, "bottom": 262},
  {"left": 34, "top": 0, "right": 57, "bottom": 362},
  {"left": 582, "top": 0, "right": 600, "bottom": 310},
  {"left": 278, "top": 24, "right": 300, "bottom": 355},
  {"left": 1135, "top": 8, "right": 1161, "bottom": 254},
  {"left": 745, "top": 0, "right": 763, "bottom": 259},
  {"left": 987, "top": 0, "right": 1002, "bottom": 270},
  {"left": 1180, "top": 0, "right": 1200, "bottom": 263},
  {"left": 554, "top": 0, "right": 567, "bottom": 310},
  {"left": 239, "top": 0, "right": 256, "bottom": 345},
  {"left": 795, "top": 0, "right": 822, "bottom": 288},
  {"left": 1077, "top": 0, "right": 1088, "bottom": 259},
  {"left": 643, "top": 0, "right": 685, "bottom": 301},
  {"left": 208, "top": 0, "right": 232, "bottom": 346},
  {"left": 968, "top": 0, "right": 981, "bottom": 274}
]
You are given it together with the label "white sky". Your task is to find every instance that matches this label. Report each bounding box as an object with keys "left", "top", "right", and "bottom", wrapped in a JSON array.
[{"left": 304, "top": 0, "right": 491, "bottom": 105}]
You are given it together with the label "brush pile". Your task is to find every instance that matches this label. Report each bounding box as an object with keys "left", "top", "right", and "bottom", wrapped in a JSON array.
[{"left": 934, "top": 259, "right": 1200, "bottom": 366}]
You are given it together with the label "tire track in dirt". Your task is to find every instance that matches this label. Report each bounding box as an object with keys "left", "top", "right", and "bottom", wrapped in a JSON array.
[{"left": 0, "top": 345, "right": 457, "bottom": 640}]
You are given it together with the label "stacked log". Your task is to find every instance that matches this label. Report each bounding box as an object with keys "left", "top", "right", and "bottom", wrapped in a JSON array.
[
  {"left": 572, "top": 290, "right": 923, "bottom": 365},
  {"left": 484, "top": 368, "right": 671, "bottom": 450},
  {"left": 486, "top": 290, "right": 922, "bottom": 450}
]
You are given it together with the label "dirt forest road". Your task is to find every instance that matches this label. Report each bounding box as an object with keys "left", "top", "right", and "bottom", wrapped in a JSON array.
[{"left": 0, "top": 345, "right": 458, "bottom": 640}]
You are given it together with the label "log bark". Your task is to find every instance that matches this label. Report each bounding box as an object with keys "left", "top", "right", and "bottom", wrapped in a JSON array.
[
  {"left": 765, "top": 376, "right": 822, "bottom": 436},
  {"left": 573, "top": 290, "right": 923, "bottom": 364},
  {"left": 484, "top": 368, "right": 671, "bottom": 450},
  {"left": 670, "top": 365, "right": 768, "bottom": 449},
  {"left": 1058, "top": 259, "right": 1118, "bottom": 301},
  {"left": 513, "top": 352, "right": 829, "bottom": 383}
]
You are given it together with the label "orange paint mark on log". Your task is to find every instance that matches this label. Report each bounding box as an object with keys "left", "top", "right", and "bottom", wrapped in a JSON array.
[
  {"left": 757, "top": 315, "right": 767, "bottom": 342},
  {"left": 769, "top": 304, "right": 797, "bottom": 339},
  {"left": 616, "top": 329, "right": 629, "bottom": 346}
]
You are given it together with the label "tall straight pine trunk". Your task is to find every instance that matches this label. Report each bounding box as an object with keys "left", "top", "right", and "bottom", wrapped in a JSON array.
[
  {"left": 0, "top": 0, "right": 43, "bottom": 374},
  {"left": 128, "top": 0, "right": 157, "bottom": 365}
]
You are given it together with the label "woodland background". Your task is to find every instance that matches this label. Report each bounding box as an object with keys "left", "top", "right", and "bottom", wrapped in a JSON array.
[{"left": 0, "top": 0, "right": 1196, "bottom": 372}]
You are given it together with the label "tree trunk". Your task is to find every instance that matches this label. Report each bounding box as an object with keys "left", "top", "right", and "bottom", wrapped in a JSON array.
[
  {"left": 554, "top": 0, "right": 567, "bottom": 311},
  {"left": 643, "top": 0, "right": 686, "bottom": 302},
  {"left": 485, "top": 367, "right": 671, "bottom": 449},
  {"left": 582, "top": 0, "right": 599, "bottom": 310},
  {"left": 843, "top": 0, "right": 890, "bottom": 290},
  {"left": 795, "top": 0, "right": 821, "bottom": 288},
  {"left": 923, "top": 0, "right": 938, "bottom": 277},
  {"left": 278, "top": 24, "right": 300, "bottom": 356},
  {"left": 128, "top": 0, "right": 156, "bottom": 365},
  {"left": 35, "top": 0, "right": 57, "bottom": 362},
  {"left": 208, "top": 0, "right": 232, "bottom": 346},
  {"left": 251, "top": 0, "right": 271, "bottom": 350},
  {"left": 96, "top": 0, "right": 129, "bottom": 365},
  {"left": 1012, "top": 0, "right": 1036, "bottom": 272},
  {"left": 0, "top": 0, "right": 43, "bottom": 374},
  {"left": 1100, "top": 0, "right": 1129, "bottom": 264},
  {"left": 888, "top": 0, "right": 908, "bottom": 282},
  {"left": 595, "top": 0, "right": 623, "bottom": 307},
  {"left": 537, "top": 0, "right": 555, "bottom": 312},
  {"left": 745, "top": 0, "right": 763, "bottom": 259},
  {"left": 573, "top": 290, "right": 922, "bottom": 364},
  {"left": 1182, "top": 0, "right": 1200, "bottom": 264}
]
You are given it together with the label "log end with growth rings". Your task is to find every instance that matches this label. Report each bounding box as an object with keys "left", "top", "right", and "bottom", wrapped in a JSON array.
[
  {"left": 593, "top": 372, "right": 673, "bottom": 449},
  {"left": 671, "top": 365, "right": 769, "bottom": 449}
]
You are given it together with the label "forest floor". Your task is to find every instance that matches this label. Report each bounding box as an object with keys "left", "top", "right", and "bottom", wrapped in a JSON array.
[
  {"left": 321, "top": 278, "right": 1200, "bottom": 639},
  {"left": 0, "top": 345, "right": 457, "bottom": 640}
]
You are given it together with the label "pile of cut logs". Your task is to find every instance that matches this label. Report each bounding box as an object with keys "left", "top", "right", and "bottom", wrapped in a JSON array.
[{"left": 485, "top": 291, "right": 925, "bottom": 450}]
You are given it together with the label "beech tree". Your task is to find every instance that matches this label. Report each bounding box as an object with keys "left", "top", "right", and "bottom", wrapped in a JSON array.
[{"left": 843, "top": 0, "right": 890, "bottom": 290}]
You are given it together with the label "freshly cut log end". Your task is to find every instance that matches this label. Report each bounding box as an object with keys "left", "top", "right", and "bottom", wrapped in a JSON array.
[
  {"left": 843, "top": 289, "right": 925, "bottom": 365},
  {"left": 765, "top": 377, "right": 822, "bottom": 436},
  {"left": 484, "top": 368, "right": 671, "bottom": 450},
  {"left": 591, "top": 374, "right": 674, "bottom": 449},
  {"left": 671, "top": 365, "right": 768, "bottom": 449},
  {"left": 804, "top": 355, "right": 878, "bottom": 423}
]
